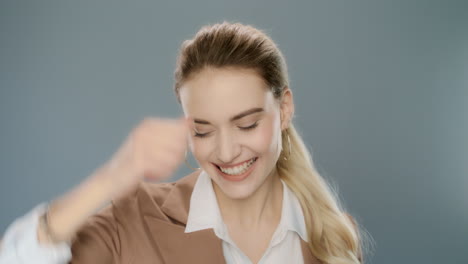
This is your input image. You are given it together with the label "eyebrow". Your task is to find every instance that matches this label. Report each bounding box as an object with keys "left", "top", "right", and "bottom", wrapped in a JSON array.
[{"left": 194, "top": 107, "right": 264, "bottom": 125}]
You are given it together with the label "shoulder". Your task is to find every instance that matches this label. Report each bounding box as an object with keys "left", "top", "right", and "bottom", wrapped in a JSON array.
[
  {"left": 104, "top": 169, "right": 202, "bottom": 226},
  {"left": 70, "top": 170, "right": 202, "bottom": 263},
  {"left": 113, "top": 169, "right": 201, "bottom": 213}
]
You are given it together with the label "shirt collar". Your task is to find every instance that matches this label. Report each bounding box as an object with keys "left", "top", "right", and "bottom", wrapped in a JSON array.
[
  {"left": 185, "top": 170, "right": 223, "bottom": 233},
  {"left": 185, "top": 170, "right": 309, "bottom": 242}
]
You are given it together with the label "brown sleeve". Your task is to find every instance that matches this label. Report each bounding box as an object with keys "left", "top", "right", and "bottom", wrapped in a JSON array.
[{"left": 68, "top": 204, "right": 121, "bottom": 264}]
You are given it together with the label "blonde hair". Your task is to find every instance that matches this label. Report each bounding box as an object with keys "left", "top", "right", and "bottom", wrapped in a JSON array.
[{"left": 174, "top": 21, "right": 365, "bottom": 263}]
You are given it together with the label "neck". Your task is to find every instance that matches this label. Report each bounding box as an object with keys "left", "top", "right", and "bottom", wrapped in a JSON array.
[{"left": 213, "top": 168, "right": 283, "bottom": 230}]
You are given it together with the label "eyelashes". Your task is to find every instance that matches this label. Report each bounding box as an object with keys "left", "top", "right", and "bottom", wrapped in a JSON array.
[
  {"left": 194, "top": 131, "right": 210, "bottom": 138},
  {"left": 240, "top": 122, "right": 259, "bottom": 130},
  {"left": 193, "top": 122, "right": 259, "bottom": 138}
]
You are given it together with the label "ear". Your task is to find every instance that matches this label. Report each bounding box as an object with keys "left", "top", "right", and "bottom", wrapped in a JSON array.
[{"left": 280, "top": 87, "right": 295, "bottom": 130}]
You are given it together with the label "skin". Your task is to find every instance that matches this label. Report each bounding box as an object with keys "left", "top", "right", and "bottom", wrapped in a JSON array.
[
  {"left": 32, "top": 66, "right": 295, "bottom": 264},
  {"left": 179, "top": 67, "right": 295, "bottom": 262}
]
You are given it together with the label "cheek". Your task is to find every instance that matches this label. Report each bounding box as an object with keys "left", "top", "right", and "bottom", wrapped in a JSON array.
[
  {"left": 191, "top": 140, "right": 211, "bottom": 163},
  {"left": 250, "top": 119, "right": 281, "bottom": 154}
]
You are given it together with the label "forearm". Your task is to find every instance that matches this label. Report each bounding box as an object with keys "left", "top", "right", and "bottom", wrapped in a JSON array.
[{"left": 37, "top": 166, "right": 117, "bottom": 244}]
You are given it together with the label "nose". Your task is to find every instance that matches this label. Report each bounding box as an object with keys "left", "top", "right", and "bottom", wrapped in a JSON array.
[{"left": 216, "top": 129, "right": 241, "bottom": 164}]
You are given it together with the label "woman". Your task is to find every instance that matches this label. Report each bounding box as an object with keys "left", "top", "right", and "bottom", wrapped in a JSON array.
[{"left": 0, "top": 22, "right": 363, "bottom": 264}]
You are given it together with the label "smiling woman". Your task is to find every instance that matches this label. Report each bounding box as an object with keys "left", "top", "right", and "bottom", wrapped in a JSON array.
[
  {"left": 173, "top": 23, "right": 364, "bottom": 263},
  {"left": 0, "top": 22, "right": 365, "bottom": 264}
]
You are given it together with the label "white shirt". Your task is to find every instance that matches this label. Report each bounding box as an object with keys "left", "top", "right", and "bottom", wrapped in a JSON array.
[
  {"left": 185, "top": 171, "right": 308, "bottom": 264},
  {"left": 0, "top": 204, "right": 71, "bottom": 264}
]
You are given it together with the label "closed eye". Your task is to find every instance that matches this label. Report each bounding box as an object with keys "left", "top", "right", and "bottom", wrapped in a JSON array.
[
  {"left": 194, "top": 131, "right": 211, "bottom": 138},
  {"left": 194, "top": 122, "right": 258, "bottom": 138},
  {"left": 239, "top": 122, "right": 258, "bottom": 130}
]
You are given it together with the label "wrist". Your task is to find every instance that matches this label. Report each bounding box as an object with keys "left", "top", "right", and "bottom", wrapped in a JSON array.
[{"left": 38, "top": 206, "right": 68, "bottom": 244}]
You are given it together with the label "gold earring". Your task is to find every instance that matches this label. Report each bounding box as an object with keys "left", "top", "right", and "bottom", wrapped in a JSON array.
[
  {"left": 185, "top": 150, "right": 199, "bottom": 171},
  {"left": 283, "top": 130, "right": 291, "bottom": 161}
]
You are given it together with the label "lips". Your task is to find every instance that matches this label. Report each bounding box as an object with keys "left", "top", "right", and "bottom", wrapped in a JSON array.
[
  {"left": 214, "top": 157, "right": 258, "bottom": 169},
  {"left": 213, "top": 157, "right": 259, "bottom": 182},
  {"left": 213, "top": 157, "right": 257, "bottom": 172}
]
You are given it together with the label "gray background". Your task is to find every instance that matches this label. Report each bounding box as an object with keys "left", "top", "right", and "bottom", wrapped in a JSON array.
[{"left": 1, "top": 0, "right": 467, "bottom": 263}]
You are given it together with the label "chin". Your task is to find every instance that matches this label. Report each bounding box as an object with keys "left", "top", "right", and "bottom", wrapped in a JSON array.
[{"left": 214, "top": 181, "right": 258, "bottom": 200}]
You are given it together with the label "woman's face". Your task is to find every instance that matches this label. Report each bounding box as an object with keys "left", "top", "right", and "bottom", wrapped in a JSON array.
[{"left": 179, "top": 67, "right": 293, "bottom": 200}]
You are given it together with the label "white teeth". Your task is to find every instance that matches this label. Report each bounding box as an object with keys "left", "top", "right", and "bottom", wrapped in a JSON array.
[{"left": 219, "top": 158, "right": 256, "bottom": 175}]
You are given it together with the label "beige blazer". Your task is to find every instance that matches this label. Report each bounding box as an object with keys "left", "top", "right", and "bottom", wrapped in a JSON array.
[{"left": 70, "top": 170, "right": 321, "bottom": 264}]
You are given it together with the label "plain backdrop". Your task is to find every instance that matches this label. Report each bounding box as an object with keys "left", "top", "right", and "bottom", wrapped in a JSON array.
[{"left": 1, "top": 1, "right": 467, "bottom": 263}]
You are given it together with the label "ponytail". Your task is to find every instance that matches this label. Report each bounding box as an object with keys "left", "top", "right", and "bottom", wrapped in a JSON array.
[{"left": 277, "top": 125, "right": 363, "bottom": 263}]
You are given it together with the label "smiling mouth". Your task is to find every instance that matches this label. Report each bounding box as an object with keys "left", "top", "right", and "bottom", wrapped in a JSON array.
[{"left": 213, "top": 157, "right": 258, "bottom": 176}]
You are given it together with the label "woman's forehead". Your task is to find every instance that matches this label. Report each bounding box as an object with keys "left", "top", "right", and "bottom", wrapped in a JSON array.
[
  {"left": 181, "top": 67, "right": 267, "bottom": 96},
  {"left": 179, "top": 68, "right": 276, "bottom": 118}
]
